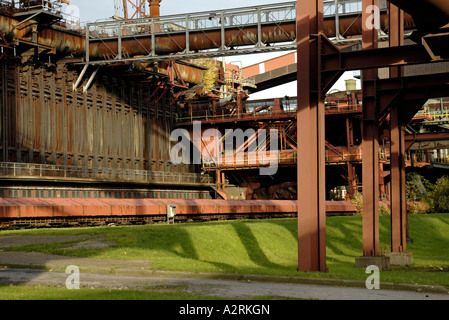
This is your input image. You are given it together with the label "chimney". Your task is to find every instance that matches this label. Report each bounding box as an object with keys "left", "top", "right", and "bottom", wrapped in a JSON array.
[
  {"left": 345, "top": 79, "right": 357, "bottom": 92},
  {"left": 149, "top": 0, "right": 162, "bottom": 17}
]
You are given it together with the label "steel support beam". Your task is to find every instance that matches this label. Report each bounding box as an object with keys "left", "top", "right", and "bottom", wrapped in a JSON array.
[
  {"left": 297, "top": 0, "right": 326, "bottom": 272},
  {"left": 390, "top": 105, "right": 407, "bottom": 253},
  {"left": 361, "top": 0, "right": 379, "bottom": 257},
  {"left": 388, "top": 2, "right": 408, "bottom": 254},
  {"left": 321, "top": 43, "right": 443, "bottom": 74}
]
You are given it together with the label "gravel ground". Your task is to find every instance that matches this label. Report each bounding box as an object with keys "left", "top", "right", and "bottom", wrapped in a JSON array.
[{"left": 0, "top": 236, "right": 86, "bottom": 248}]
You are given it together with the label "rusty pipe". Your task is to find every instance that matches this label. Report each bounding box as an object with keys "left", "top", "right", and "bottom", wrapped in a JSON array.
[
  {"left": 134, "top": 60, "right": 204, "bottom": 84},
  {"left": 89, "top": 12, "right": 417, "bottom": 59},
  {"left": 0, "top": 15, "right": 34, "bottom": 40},
  {"left": 1, "top": 11, "right": 417, "bottom": 59},
  {"left": 36, "top": 28, "right": 85, "bottom": 55},
  {"left": 323, "top": 11, "right": 415, "bottom": 39},
  {"left": 88, "top": 23, "right": 297, "bottom": 59},
  {"left": 0, "top": 14, "right": 83, "bottom": 55},
  {"left": 149, "top": 0, "right": 162, "bottom": 18},
  {"left": 164, "top": 61, "right": 203, "bottom": 85}
]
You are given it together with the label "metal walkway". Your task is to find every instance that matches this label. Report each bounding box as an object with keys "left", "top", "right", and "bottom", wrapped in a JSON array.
[
  {"left": 82, "top": 0, "right": 401, "bottom": 66},
  {"left": 84, "top": 1, "right": 297, "bottom": 65}
]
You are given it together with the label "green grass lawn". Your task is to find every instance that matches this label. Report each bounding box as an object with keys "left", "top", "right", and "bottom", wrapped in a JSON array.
[
  {"left": 1, "top": 214, "right": 449, "bottom": 288},
  {"left": 0, "top": 284, "right": 231, "bottom": 300}
]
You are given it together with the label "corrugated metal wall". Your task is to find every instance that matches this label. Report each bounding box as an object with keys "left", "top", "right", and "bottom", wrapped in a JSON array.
[{"left": 0, "top": 59, "right": 200, "bottom": 184}]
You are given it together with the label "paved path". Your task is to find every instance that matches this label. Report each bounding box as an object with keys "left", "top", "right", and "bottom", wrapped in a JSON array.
[{"left": 0, "top": 268, "right": 448, "bottom": 300}]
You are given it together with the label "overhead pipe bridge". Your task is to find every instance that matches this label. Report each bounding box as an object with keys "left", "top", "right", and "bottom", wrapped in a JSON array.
[{"left": 1, "top": 1, "right": 417, "bottom": 65}]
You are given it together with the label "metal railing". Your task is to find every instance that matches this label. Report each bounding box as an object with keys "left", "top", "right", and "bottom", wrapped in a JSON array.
[
  {"left": 83, "top": 1, "right": 297, "bottom": 65},
  {"left": 0, "top": 0, "right": 82, "bottom": 30},
  {"left": 175, "top": 99, "right": 363, "bottom": 123},
  {"left": 323, "top": 0, "right": 387, "bottom": 17},
  {"left": 176, "top": 107, "right": 296, "bottom": 124},
  {"left": 431, "top": 156, "right": 449, "bottom": 164},
  {"left": 10, "top": 0, "right": 64, "bottom": 13},
  {"left": 77, "top": 0, "right": 403, "bottom": 65},
  {"left": 201, "top": 144, "right": 390, "bottom": 169},
  {"left": 202, "top": 150, "right": 286, "bottom": 170},
  {"left": 0, "top": 162, "right": 214, "bottom": 185}
]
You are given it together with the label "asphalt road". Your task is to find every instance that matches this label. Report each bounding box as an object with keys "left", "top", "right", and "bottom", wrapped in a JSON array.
[{"left": 1, "top": 268, "right": 448, "bottom": 300}]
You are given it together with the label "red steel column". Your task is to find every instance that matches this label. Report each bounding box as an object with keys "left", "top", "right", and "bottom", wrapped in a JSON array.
[
  {"left": 346, "top": 117, "right": 356, "bottom": 199},
  {"left": 388, "top": 3, "right": 404, "bottom": 78},
  {"left": 361, "top": 0, "right": 379, "bottom": 257},
  {"left": 390, "top": 106, "right": 407, "bottom": 252},
  {"left": 297, "top": 0, "right": 326, "bottom": 272},
  {"left": 389, "top": 3, "right": 407, "bottom": 253}
]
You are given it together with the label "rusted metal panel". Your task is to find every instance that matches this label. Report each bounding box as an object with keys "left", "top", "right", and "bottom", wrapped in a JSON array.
[
  {"left": 0, "top": 198, "right": 357, "bottom": 219},
  {"left": 0, "top": 60, "right": 206, "bottom": 185}
]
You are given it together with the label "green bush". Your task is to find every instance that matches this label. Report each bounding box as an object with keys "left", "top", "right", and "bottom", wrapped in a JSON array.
[
  {"left": 406, "top": 172, "right": 430, "bottom": 202},
  {"left": 405, "top": 172, "right": 432, "bottom": 214},
  {"left": 379, "top": 203, "right": 391, "bottom": 215},
  {"left": 408, "top": 201, "right": 428, "bottom": 215},
  {"left": 350, "top": 173, "right": 449, "bottom": 214},
  {"left": 350, "top": 192, "right": 363, "bottom": 216},
  {"left": 350, "top": 192, "right": 390, "bottom": 215},
  {"left": 424, "top": 175, "right": 449, "bottom": 213}
]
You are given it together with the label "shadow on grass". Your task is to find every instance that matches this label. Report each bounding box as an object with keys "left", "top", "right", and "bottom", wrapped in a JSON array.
[
  {"left": 326, "top": 217, "right": 363, "bottom": 265},
  {"left": 3, "top": 215, "right": 449, "bottom": 287},
  {"left": 231, "top": 223, "right": 287, "bottom": 270}
]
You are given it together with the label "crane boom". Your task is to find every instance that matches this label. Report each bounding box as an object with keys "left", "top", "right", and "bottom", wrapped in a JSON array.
[{"left": 114, "top": 0, "right": 161, "bottom": 19}]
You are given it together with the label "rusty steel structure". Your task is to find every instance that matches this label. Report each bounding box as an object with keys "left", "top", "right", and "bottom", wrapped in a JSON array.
[
  {"left": 296, "top": 0, "right": 449, "bottom": 271},
  {"left": 0, "top": 0, "right": 413, "bottom": 196},
  {"left": 175, "top": 88, "right": 446, "bottom": 201},
  {"left": 1, "top": 0, "right": 449, "bottom": 273},
  {"left": 0, "top": 0, "right": 217, "bottom": 206}
]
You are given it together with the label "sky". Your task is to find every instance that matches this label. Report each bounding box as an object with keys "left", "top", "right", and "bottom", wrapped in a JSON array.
[{"left": 69, "top": 0, "right": 360, "bottom": 99}]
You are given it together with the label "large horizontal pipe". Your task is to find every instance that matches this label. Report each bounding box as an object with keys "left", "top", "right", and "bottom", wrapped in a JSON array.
[
  {"left": 0, "top": 11, "right": 417, "bottom": 60},
  {"left": 88, "top": 23, "right": 297, "bottom": 59},
  {"left": 36, "top": 28, "right": 85, "bottom": 55},
  {"left": 323, "top": 11, "right": 415, "bottom": 39},
  {"left": 0, "top": 15, "right": 33, "bottom": 39},
  {"left": 89, "top": 13, "right": 416, "bottom": 60},
  {"left": 134, "top": 60, "right": 204, "bottom": 85}
]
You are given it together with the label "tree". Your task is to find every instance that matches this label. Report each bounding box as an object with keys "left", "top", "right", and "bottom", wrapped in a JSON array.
[
  {"left": 424, "top": 175, "right": 449, "bottom": 213},
  {"left": 406, "top": 172, "right": 429, "bottom": 202}
]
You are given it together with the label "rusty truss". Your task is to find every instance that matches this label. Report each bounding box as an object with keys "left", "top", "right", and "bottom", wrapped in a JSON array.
[
  {"left": 84, "top": 2, "right": 297, "bottom": 65},
  {"left": 296, "top": 0, "right": 449, "bottom": 271},
  {"left": 1, "top": 0, "right": 449, "bottom": 274},
  {"left": 81, "top": 0, "right": 416, "bottom": 66}
]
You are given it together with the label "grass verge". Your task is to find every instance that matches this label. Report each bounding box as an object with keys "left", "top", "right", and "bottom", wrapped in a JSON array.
[
  {"left": 1, "top": 214, "right": 449, "bottom": 288},
  {"left": 0, "top": 284, "right": 234, "bottom": 300}
]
